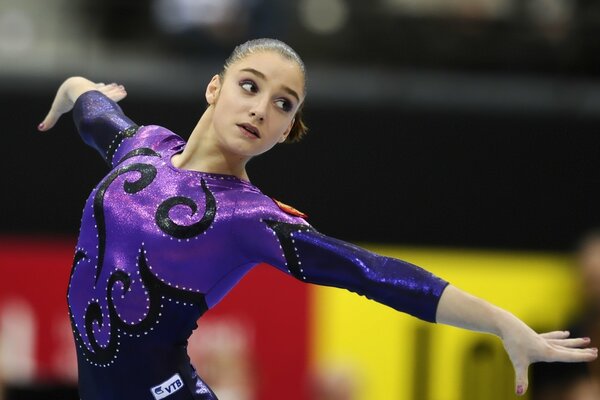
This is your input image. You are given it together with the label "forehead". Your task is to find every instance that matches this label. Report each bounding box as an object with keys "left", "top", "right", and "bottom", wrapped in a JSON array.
[{"left": 231, "top": 51, "right": 305, "bottom": 99}]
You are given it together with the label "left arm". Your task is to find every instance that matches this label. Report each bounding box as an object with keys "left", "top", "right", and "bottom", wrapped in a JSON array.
[
  {"left": 236, "top": 196, "right": 597, "bottom": 397},
  {"left": 436, "top": 285, "right": 598, "bottom": 396},
  {"left": 248, "top": 218, "right": 449, "bottom": 323}
]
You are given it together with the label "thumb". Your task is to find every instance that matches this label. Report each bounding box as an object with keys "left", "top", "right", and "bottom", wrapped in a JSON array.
[
  {"left": 514, "top": 362, "right": 529, "bottom": 396},
  {"left": 38, "top": 110, "right": 60, "bottom": 132}
]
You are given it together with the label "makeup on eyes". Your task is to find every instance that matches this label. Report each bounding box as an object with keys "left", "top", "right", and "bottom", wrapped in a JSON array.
[{"left": 239, "top": 78, "right": 293, "bottom": 112}]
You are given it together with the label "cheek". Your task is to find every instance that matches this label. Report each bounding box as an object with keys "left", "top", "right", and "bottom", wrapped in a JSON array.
[
  {"left": 215, "top": 88, "right": 246, "bottom": 112},
  {"left": 271, "top": 114, "right": 294, "bottom": 134},
  {"left": 213, "top": 96, "right": 239, "bottom": 127}
]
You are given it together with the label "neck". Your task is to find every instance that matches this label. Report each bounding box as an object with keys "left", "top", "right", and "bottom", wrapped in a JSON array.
[{"left": 172, "top": 106, "right": 251, "bottom": 182}]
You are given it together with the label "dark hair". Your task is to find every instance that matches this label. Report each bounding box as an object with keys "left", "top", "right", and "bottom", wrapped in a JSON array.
[{"left": 218, "top": 38, "right": 308, "bottom": 143}]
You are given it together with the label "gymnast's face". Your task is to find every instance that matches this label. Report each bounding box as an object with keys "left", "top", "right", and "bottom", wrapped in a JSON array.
[{"left": 205, "top": 51, "right": 305, "bottom": 158}]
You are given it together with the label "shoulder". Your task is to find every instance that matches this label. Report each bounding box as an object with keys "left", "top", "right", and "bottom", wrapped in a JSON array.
[
  {"left": 132, "top": 125, "right": 186, "bottom": 146},
  {"left": 111, "top": 125, "right": 186, "bottom": 166}
]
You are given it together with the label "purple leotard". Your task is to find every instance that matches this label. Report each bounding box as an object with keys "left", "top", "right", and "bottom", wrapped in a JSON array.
[{"left": 67, "top": 91, "right": 449, "bottom": 400}]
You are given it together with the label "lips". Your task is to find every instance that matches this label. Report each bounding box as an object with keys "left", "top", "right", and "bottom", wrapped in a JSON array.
[{"left": 237, "top": 123, "right": 260, "bottom": 138}]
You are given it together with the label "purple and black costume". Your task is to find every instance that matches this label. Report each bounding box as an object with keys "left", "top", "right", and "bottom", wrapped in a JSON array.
[{"left": 66, "top": 91, "right": 449, "bottom": 400}]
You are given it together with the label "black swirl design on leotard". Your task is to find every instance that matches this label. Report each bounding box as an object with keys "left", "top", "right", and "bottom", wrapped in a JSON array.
[
  {"left": 116, "top": 147, "right": 160, "bottom": 166},
  {"left": 93, "top": 162, "right": 158, "bottom": 285},
  {"left": 84, "top": 302, "right": 117, "bottom": 360},
  {"left": 72, "top": 152, "right": 216, "bottom": 365},
  {"left": 68, "top": 249, "right": 87, "bottom": 283},
  {"left": 263, "top": 220, "right": 315, "bottom": 280},
  {"left": 71, "top": 247, "right": 209, "bottom": 365},
  {"left": 94, "top": 148, "right": 160, "bottom": 285},
  {"left": 155, "top": 178, "right": 216, "bottom": 239},
  {"left": 106, "top": 125, "right": 140, "bottom": 165}
]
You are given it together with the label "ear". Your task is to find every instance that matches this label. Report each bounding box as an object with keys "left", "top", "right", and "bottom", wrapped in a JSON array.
[
  {"left": 279, "top": 117, "right": 295, "bottom": 143},
  {"left": 205, "top": 74, "right": 221, "bottom": 105}
]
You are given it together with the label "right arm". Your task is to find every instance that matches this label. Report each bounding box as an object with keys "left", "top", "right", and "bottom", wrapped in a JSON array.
[
  {"left": 39, "top": 76, "right": 136, "bottom": 165},
  {"left": 38, "top": 76, "right": 127, "bottom": 131}
]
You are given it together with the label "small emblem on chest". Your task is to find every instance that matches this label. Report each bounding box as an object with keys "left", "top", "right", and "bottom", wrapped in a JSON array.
[
  {"left": 150, "top": 373, "right": 184, "bottom": 399},
  {"left": 271, "top": 197, "right": 308, "bottom": 219}
]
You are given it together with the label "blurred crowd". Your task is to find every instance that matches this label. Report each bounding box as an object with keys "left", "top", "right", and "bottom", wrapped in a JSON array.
[{"left": 3, "top": 0, "right": 600, "bottom": 77}]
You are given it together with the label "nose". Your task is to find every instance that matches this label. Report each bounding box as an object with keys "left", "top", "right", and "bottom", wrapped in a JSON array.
[
  {"left": 249, "top": 96, "right": 268, "bottom": 122},
  {"left": 249, "top": 111, "right": 263, "bottom": 122}
]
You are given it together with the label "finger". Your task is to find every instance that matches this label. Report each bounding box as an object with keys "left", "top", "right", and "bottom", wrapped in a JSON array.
[
  {"left": 99, "top": 85, "right": 127, "bottom": 102},
  {"left": 514, "top": 362, "right": 529, "bottom": 396},
  {"left": 115, "top": 91, "right": 127, "bottom": 102},
  {"left": 103, "top": 85, "right": 125, "bottom": 94},
  {"left": 109, "top": 92, "right": 127, "bottom": 102},
  {"left": 545, "top": 346, "right": 598, "bottom": 363},
  {"left": 102, "top": 87, "right": 127, "bottom": 100},
  {"left": 540, "top": 331, "right": 570, "bottom": 339},
  {"left": 547, "top": 337, "right": 591, "bottom": 348},
  {"left": 38, "top": 110, "right": 60, "bottom": 132},
  {"left": 97, "top": 84, "right": 122, "bottom": 94}
]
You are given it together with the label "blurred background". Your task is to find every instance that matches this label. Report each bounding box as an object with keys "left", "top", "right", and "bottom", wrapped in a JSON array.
[{"left": 1, "top": 0, "right": 600, "bottom": 399}]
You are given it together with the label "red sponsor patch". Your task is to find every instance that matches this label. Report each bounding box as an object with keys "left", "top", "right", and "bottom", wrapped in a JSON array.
[{"left": 271, "top": 198, "right": 308, "bottom": 219}]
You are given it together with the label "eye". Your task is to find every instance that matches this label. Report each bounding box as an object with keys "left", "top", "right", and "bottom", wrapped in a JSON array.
[
  {"left": 240, "top": 80, "right": 257, "bottom": 93},
  {"left": 275, "top": 99, "right": 293, "bottom": 112}
]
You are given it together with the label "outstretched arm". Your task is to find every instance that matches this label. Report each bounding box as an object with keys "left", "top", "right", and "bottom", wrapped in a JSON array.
[
  {"left": 436, "top": 285, "right": 598, "bottom": 396},
  {"left": 235, "top": 193, "right": 598, "bottom": 397},
  {"left": 38, "top": 76, "right": 139, "bottom": 165},
  {"left": 38, "top": 76, "right": 127, "bottom": 131}
]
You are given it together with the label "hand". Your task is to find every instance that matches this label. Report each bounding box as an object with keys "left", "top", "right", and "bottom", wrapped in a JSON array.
[
  {"left": 38, "top": 77, "right": 127, "bottom": 132},
  {"left": 93, "top": 82, "right": 128, "bottom": 103},
  {"left": 501, "top": 323, "right": 598, "bottom": 396},
  {"left": 435, "top": 285, "right": 598, "bottom": 396}
]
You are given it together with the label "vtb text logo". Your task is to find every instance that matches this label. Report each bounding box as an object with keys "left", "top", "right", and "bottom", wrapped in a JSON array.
[{"left": 151, "top": 373, "right": 184, "bottom": 399}]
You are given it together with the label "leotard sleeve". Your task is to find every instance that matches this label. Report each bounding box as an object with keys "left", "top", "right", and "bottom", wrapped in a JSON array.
[
  {"left": 72, "top": 90, "right": 139, "bottom": 167},
  {"left": 233, "top": 194, "right": 450, "bottom": 323}
]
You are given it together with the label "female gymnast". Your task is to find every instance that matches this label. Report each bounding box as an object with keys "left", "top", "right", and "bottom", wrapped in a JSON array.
[{"left": 38, "top": 38, "right": 596, "bottom": 400}]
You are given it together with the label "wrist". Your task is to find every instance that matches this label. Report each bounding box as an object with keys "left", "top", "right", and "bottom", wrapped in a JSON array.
[
  {"left": 493, "top": 307, "right": 520, "bottom": 339},
  {"left": 63, "top": 76, "right": 91, "bottom": 96}
]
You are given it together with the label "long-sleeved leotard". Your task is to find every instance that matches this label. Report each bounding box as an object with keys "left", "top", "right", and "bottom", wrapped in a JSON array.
[{"left": 67, "top": 91, "right": 450, "bottom": 400}]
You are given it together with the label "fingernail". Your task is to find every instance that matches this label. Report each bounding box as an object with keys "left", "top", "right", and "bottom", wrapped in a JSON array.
[
  {"left": 516, "top": 385, "right": 524, "bottom": 395},
  {"left": 37, "top": 122, "right": 44, "bottom": 130}
]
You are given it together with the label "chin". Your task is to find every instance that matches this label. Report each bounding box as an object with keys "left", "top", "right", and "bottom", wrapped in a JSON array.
[{"left": 225, "top": 141, "right": 264, "bottom": 159}]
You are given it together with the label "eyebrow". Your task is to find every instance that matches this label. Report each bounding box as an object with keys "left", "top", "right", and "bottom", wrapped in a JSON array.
[{"left": 239, "top": 67, "right": 301, "bottom": 103}]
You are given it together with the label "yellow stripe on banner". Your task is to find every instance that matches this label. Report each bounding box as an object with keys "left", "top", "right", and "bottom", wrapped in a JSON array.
[{"left": 309, "top": 246, "right": 578, "bottom": 400}]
